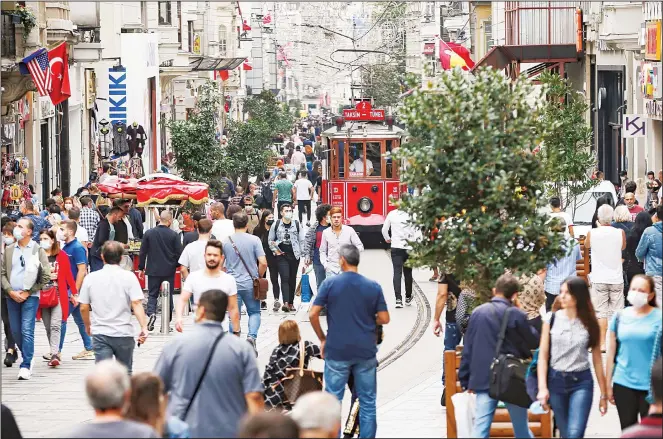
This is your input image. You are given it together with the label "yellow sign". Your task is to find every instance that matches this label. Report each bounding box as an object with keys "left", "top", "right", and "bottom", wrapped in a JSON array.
[
  {"left": 193, "top": 34, "right": 201, "bottom": 55},
  {"left": 645, "top": 20, "right": 661, "bottom": 61}
]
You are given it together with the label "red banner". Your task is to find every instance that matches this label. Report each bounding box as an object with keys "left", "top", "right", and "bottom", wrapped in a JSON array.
[{"left": 342, "top": 102, "right": 385, "bottom": 121}]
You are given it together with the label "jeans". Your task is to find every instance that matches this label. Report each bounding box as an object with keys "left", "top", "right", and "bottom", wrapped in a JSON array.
[
  {"left": 234, "top": 289, "right": 261, "bottom": 340},
  {"left": 297, "top": 199, "right": 311, "bottom": 223},
  {"left": 390, "top": 248, "right": 413, "bottom": 300},
  {"left": 1, "top": 296, "right": 16, "bottom": 352},
  {"left": 547, "top": 368, "right": 593, "bottom": 438},
  {"left": 147, "top": 274, "right": 175, "bottom": 321},
  {"left": 613, "top": 383, "right": 650, "bottom": 430},
  {"left": 59, "top": 301, "right": 94, "bottom": 353},
  {"left": 472, "top": 391, "right": 533, "bottom": 438},
  {"left": 92, "top": 334, "right": 136, "bottom": 374},
  {"left": 6, "top": 296, "right": 40, "bottom": 369},
  {"left": 313, "top": 262, "right": 326, "bottom": 290},
  {"left": 325, "top": 357, "right": 378, "bottom": 439},
  {"left": 441, "top": 322, "right": 462, "bottom": 385},
  {"left": 277, "top": 253, "right": 299, "bottom": 304}
]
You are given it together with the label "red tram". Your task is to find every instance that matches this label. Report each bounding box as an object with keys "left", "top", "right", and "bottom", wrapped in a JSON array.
[{"left": 320, "top": 101, "right": 407, "bottom": 244}]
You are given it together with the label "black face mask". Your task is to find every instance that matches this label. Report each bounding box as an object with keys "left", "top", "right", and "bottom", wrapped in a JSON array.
[{"left": 266, "top": 219, "right": 274, "bottom": 226}]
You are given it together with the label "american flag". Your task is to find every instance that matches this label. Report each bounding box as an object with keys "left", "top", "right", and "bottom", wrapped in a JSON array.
[{"left": 24, "top": 49, "right": 52, "bottom": 96}]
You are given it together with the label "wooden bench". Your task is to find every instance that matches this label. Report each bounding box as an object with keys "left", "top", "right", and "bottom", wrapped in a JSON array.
[
  {"left": 444, "top": 350, "right": 553, "bottom": 438},
  {"left": 577, "top": 235, "right": 590, "bottom": 281}
]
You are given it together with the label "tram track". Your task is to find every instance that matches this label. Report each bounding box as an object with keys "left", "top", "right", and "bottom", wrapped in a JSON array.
[{"left": 377, "top": 275, "right": 432, "bottom": 371}]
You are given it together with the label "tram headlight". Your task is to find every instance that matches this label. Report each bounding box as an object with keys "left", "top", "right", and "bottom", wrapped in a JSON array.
[{"left": 358, "top": 197, "right": 373, "bottom": 213}]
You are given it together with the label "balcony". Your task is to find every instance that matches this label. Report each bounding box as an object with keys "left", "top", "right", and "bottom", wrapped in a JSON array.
[
  {"left": 1, "top": 13, "right": 17, "bottom": 60},
  {"left": 597, "top": 2, "right": 643, "bottom": 51}
]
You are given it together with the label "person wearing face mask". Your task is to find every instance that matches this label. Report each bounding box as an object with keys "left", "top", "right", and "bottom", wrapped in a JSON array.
[
  {"left": 606, "top": 275, "right": 662, "bottom": 431},
  {"left": 37, "top": 229, "right": 77, "bottom": 367},
  {"left": 253, "top": 210, "right": 280, "bottom": 311},
  {"left": 268, "top": 204, "right": 302, "bottom": 312},
  {"left": 62, "top": 197, "right": 74, "bottom": 219},
  {"left": 1, "top": 222, "right": 18, "bottom": 367},
  {"left": 1, "top": 218, "right": 51, "bottom": 380},
  {"left": 303, "top": 204, "right": 332, "bottom": 293},
  {"left": 635, "top": 205, "right": 663, "bottom": 308}
]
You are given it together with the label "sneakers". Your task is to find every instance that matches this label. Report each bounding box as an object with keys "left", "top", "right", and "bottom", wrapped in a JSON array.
[
  {"left": 72, "top": 349, "right": 95, "bottom": 360},
  {"left": 48, "top": 355, "right": 60, "bottom": 367},
  {"left": 4, "top": 350, "right": 17, "bottom": 367},
  {"left": 395, "top": 299, "right": 403, "bottom": 308},
  {"left": 261, "top": 301, "right": 267, "bottom": 311},
  {"left": 246, "top": 337, "right": 258, "bottom": 357},
  {"left": 282, "top": 304, "right": 290, "bottom": 312},
  {"left": 273, "top": 300, "right": 281, "bottom": 312},
  {"left": 43, "top": 353, "right": 52, "bottom": 361},
  {"left": 405, "top": 296, "right": 413, "bottom": 306},
  {"left": 17, "top": 367, "right": 31, "bottom": 380},
  {"left": 147, "top": 314, "right": 157, "bottom": 332},
  {"left": 288, "top": 303, "right": 296, "bottom": 312}
]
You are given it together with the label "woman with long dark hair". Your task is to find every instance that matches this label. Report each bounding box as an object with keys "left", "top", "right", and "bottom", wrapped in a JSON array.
[
  {"left": 253, "top": 209, "right": 280, "bottom": 311},
  {"left": 606, "top": 275, "right": 662, "bottom": 431},
  {"left": 537, "top": 276, "right": 608, "bottom": 438},
  {"left": 623, "top": 212, "right": 652, "bottom": 298}
]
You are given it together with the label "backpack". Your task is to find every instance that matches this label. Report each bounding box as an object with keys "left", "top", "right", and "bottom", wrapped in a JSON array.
[
  {"left": 261, "top": 181, "right": 274, "bottom": 206},
  {"left": 219, "top": 178, "right": 232, "bottom": 200},
  {"left": 275, "top": 219, "right": 300, "bottom": 236}
]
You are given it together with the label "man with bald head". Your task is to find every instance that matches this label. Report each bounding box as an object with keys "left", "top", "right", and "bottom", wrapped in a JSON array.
[
  {"left": 63, "top": 360, "right": 158, "bottom": 438},
  {"left": 139, "top": 210, "right": 182, "bottom": 332},
  {"left": 210, "top": 201, "right": 235, "bottom": 243}
]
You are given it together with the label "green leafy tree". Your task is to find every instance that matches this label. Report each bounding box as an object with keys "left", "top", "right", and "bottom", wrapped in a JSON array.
[
  {"left": 168, "top": 81, "right": 224, "bottom": 182},
  {"left": 537, "top": 71, "right": 597, "bottom": 212},
  {"left": 396, "top": 68, "right": 567, "bottom": 303},
  {"left": 361, "top": 64, "right": 402, "bottom": 107},
  {"left": 243, "top": 90, "right": 292, "bottom": 134}
]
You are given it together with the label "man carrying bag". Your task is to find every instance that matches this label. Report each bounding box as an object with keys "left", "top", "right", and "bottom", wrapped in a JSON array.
[{"left": 458, "top": 273, "right": 540, "bottom": 438}]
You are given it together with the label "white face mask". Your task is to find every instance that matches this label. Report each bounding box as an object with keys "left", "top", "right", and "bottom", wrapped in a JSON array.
[
  {"left": 3, "top": 236, "right": 14, "bottom": 245},
  {"left": 283, "top": 212, "right": 293, "bottom": 221},
  {"left": 627, "top": 290, "right": 650, "bottom": 309},
  {"left": 40, "top": 240, "right": 52, "bottom": 250}
]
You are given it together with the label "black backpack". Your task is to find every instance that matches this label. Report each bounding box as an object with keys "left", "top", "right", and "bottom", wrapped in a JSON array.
[{"left": 261, "top": 181, "right": 274, "bottom": 206}]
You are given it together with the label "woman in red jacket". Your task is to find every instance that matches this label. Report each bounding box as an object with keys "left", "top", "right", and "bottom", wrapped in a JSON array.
[{"left": 38, "top": 229, "right": 77, "bottom": 367}]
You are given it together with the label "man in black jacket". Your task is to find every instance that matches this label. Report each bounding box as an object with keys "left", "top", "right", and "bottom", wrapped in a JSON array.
[
  {"left": 139, "top": 210, "right": 182, "bottom": 332},
  {"left": 89, "top": 207, "right": 126, "bottom": 272},
  {"left": 458, "top": 273, "right": 539, "bottom": 438}
]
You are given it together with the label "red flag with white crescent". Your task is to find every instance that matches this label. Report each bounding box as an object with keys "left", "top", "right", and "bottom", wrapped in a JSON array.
[{"left": 47, "top": 42, "right": 71, "bottom": 105}]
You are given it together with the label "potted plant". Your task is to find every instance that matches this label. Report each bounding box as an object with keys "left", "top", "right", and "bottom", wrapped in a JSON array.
[
  {"left": 13, "top": 3, "right": 37, "bottom": 43},
  {"left": 395, "top": 67, "right": 567, "bottom": 305}
]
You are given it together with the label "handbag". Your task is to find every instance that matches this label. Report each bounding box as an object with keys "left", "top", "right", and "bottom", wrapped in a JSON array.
[
  {"left": 488, "top": 306, "right": 533, "bottom": 408},
  {"left": 181, "top": 331, "right": 224, "bottom": 420},
  {"left": 451, "top": 392, "right": 477, "bottom": 438},
  {"left": 280, "top": 340, "right": 323, "bottom": 404},
  {"left": 39, "top": 286, "right": 59, "bottom": 309},
  {"left": 228, "top": 237, "right": 268, "bottom": 301}
]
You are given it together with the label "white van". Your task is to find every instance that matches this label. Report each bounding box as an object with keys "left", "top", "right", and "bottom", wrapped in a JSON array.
[{"left": 566, "top": 180, "right": 618, "bottom": 238}]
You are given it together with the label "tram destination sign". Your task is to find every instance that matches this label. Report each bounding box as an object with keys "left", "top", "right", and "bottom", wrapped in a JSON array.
[{"left": 343, "top": 102, "right": 385, "bottom": 121}]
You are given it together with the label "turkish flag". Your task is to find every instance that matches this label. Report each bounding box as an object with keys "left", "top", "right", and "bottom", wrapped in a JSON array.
[
  {"left": 242, "top": 20, "right": 252, "bottom": 32},
  {"left": 439, "top": 42, "right": 475, "bottom": 71},
  {"left": 242, "top": 60, "right": 252, "bottom": 71},
  {"left": 47, "top": 42, "right": 71, "bottom": 105},
  {"left": 215, "top": 70, "right": 230, "bottom": 81}
]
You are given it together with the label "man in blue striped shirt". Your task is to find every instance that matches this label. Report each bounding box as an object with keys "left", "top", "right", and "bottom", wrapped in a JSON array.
[{"left": 544, "top": 219, "right": 582, "bottom": 311}]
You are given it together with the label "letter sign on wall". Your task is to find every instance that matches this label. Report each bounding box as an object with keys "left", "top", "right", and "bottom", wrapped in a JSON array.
[
  {"left": 108, "top": 67, "right": 127, "bottom": 125},
  {"left": 622, "top": 114, "right": 647, "bottom": 138}
]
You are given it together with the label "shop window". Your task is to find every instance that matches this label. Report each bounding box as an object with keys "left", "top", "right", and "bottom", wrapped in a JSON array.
[
  {"left": 188, "top": 21, "right": 194, "bottom": 53},
  {"left": 348, "top": 142, "right": 363, "bottom": 177},
  {"left": 158, "top": 2, "right": 172, "bottom": 25},
  {"left": 177, "top": 1, "right": 182, "bottom": 49},
  {"left": 338, "top": 140, "right": 345, "bottom": 178},
  {"left": 386, "top": 139, "right": 395, "bottom": 179},
  {"left": 218, "top": 25, "right": 227, "bottom": 56}
]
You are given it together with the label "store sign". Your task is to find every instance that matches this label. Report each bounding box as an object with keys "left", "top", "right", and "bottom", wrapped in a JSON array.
[
  {"left": 342, "top": 101, "right": 385, "bottom": 121},
  {"left": 193, "top": 34, "right": 201, "bottom": 55},
  {"left": 622, "top": 114, "right": 647, "bottom": 138},
  {"left": 423, "top": 43, "right": 435, "bottom": 55},
  {"left": 640, "top": 62, "right": 661, "bottom": 99},
  {"left": 85, "top": 70, "right": 96, "bottom": 109},
  {"left": 39, "top": 96, "right": 55, "bottom": 119},
  {"left": 645, "top": 20, "right": 661, "bottom": 61},
  {"left": 108, "top": 67, "right": 127, "bottom": 125},
  {"left": 645, "top": 99, "right": 663, "bottom": 121}
]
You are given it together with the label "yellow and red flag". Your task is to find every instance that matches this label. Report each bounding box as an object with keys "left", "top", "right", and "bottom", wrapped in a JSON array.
[{"left": 439, "top": 42, "right": 475, "bottom": 71}]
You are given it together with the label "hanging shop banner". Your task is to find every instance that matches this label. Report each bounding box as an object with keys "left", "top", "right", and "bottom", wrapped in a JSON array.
[
  {"left": 423, "top": 43, "right": 435, "bottom": 55},
  {"left": 85, "top": 69, "right": 97, "bottom": 109},
  {"left": 108, "top": 67, "right": 127, "bottom": 125},
  {"left": 645, "top": 99, "right": 662, "bottom": 121},
  {"left": 622, "top": 114, "right": 647, "bottom": 138},
  {"left": 640, "top": 62, "right": 661, "bottom": 99},
  {"left": 645, "top": 20, "right": 661, "bottom": 61},
  {"left": 193, "top": 34, "right": 201, "bottom": 55}
]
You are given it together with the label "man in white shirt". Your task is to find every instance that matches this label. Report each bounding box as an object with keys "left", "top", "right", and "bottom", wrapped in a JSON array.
[
  {"left": 66, "top": 207, "right": 90, "bottom": 249},
  {"left": 549, "top": 196, "right": 574, "bottom": 238},
  {"left": 349, "top": 153, "right": 374, "bottom": 176},
  {"left": 178, "top": 218, "right": 213, "bottom": 280},
  {"left": 291, "top": 145, "right": 307, "bottom": 169},
  {"left": 78, "top": 241, "right": 149, "bottom": 374},
  {"left": 320, "top": 207, "right": 364, "bottom": 277},
  {"left": 294, "top": 172, "right": 314, "bottom": 226},
  {"left": 382, "top": 206, "right": 419, "bottom": 308},
  {"left": 210, "top": 202, "right": 235, "bottom": 244},
  {"left": 175, "top": 240, "right": 239, "bottom": 334}
]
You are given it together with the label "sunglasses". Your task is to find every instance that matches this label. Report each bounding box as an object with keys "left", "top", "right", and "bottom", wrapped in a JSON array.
[{"left": 20, "top": 255, "right": 25, "bottom": 268}]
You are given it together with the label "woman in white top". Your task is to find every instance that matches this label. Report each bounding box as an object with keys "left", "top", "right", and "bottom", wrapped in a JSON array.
[
  {"left": 585, "top": 204, "right": 626, "bottom": 350},
  {"left": 537, "top": 276, "right": 608, "bottom": 438}
]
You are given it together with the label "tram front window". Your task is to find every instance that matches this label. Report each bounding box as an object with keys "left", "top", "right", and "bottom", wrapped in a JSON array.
[
  {"left": 348, "top": 142, "right": 364, "bottom": 177},
  {"left": 365, "top": 142, "right": 381, "bottom": 177}
]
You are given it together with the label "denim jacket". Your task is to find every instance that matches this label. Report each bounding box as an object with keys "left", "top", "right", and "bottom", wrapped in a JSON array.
[
  {"left": 267, "top": 219, "right": 302, "bottom": 260},
  {"left": 636, "top": 222, "right": 662, "bottom": 277}
]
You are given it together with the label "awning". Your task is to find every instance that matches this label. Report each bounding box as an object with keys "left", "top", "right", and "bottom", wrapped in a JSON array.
[
  {"left": 189, "top": 57, "right": 246, "bottom": 71},
  {"left": 472, "top": 44, "right": 580, "bottom": 72}
]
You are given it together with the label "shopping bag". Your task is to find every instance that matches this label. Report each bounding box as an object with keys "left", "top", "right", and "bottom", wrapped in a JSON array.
[
  {"left": 300, "top": 273, "right": 312, "bottom": 303},
  {"left": 451, "top": 392, "right": 476, "bottom": 438}
]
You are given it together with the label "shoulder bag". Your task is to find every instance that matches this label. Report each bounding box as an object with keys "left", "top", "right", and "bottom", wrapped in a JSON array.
[
  {"left": 228, "top": 237, "right": 268, "bottom": 301},
  {"left": 488, "top": 306, "right": 533, "bottom": 408},
  {"left": 181, "top": 331, "right": 225, "bottom": 420},
  {"left": 280, "top": 340, "right": 323, "bottom": 404}
]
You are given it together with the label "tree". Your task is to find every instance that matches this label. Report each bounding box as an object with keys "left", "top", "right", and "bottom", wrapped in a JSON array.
[
  {"left": 396, "top": 68, "right": 567, "bottom": 303},
  {"left": 168, "top": 81, "right": 224, "bottom": 182},
  {"left": 361, "top": 64, "right": 402, "bottom": 108},
  {"left": 537, "top": 71, "right": 598, "bottom": 212},
  {"left": 243, "top": 90, "right": 292, "bottom": 134}
]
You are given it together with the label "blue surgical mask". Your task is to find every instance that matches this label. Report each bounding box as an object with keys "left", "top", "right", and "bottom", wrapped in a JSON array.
[
  {"left": 3, "top": 236, "right": 14, "bottom": 245},
  {"left": 12, "top": 228, "right": 23, "bottom": 240},
  {"left": 283, "top": 212, "right": 293, "bottom": 221}
]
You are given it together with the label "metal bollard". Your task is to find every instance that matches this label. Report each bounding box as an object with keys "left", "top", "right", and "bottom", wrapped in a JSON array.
[{"left": 160, "top": 281, "right": 171, "bottom": 335}]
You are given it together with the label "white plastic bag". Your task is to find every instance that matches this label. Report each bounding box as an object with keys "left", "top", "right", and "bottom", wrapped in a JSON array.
[
  {"left": 23, "top": 250, "right": 41, "bottom": 290},
  {"left": 451, "top": 391, "right": 476, "bottom": 438}
]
